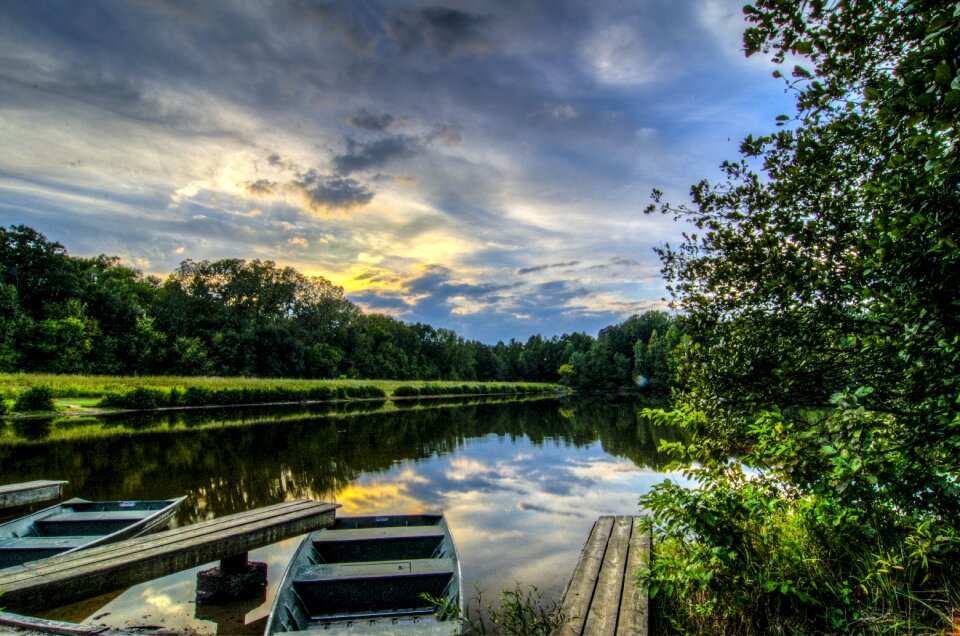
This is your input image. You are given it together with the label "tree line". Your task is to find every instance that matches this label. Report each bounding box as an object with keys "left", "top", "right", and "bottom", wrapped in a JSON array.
[{"left": 0, "top": 224, "right": 680, "bottom": 387}]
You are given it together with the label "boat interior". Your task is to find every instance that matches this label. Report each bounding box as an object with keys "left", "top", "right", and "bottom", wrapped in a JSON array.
[{"left": 274, "top": 515, "right": 460, "bottom": 633}]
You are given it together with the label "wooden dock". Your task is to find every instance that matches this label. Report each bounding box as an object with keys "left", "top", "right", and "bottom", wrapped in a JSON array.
[
  {"left": 553, "top": 516, "right": 650, "bottom": 636},
  {"left": 0, "top": 480, "right": 68, "bottom": 510},
  {"left": 0, "top": 498, "right": 339, "bottom": 614}
]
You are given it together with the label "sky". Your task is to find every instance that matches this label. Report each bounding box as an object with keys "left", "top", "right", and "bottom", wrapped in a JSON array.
[{"left": 0, "top": 0, "right": 791, "bottom": 343}]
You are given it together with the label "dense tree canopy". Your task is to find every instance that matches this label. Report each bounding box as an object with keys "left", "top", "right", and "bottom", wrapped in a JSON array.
[
  {"left": 641, "top": 0, "right": 960, "bottom": 632},
  {"left": 1, "top": 224, "right": 676, "bottom": 387}
]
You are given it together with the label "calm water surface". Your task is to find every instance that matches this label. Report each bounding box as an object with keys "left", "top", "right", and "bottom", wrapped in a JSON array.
[{"left": 0, "top": 396, "right": 687, "bottom": 634}]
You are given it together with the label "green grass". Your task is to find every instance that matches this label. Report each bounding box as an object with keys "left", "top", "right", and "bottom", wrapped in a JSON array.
[{"left": 0, "top": 373, "right": 563, "bottom": 413}]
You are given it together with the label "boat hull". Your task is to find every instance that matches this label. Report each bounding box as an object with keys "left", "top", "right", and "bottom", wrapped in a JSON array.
[{"left": 265, "top": 514, "right": 462, "bottom": 634}]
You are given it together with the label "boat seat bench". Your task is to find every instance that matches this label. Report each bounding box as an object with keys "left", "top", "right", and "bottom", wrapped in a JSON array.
[
  {"left": 311, "top": 526, "right": 448, "bottom": 563},
  {"left": 0, "top": 536, "right": 89, "bottom": 549},
  {"left": 312, "top": 525, "right": 446, "bottom": 542},
  {"left": 37, "top": 510, "right": 155, "bottom": 524},
  {"left": 293, "top": 557, "right": 456, "bottom": 618},
  {"left": 296, "top": 556, "right": 456, "bottom": 582},
  {"left": 34, "top": 510, "right": 157, "bottom": 536}
]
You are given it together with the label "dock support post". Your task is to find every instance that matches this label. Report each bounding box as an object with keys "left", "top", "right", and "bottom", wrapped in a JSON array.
[
  {"left": 196, "top": 552, "right": 268, "bottom": 604},
  {"left": 219, "top": 552, "right": 249, "bottom": 574}
]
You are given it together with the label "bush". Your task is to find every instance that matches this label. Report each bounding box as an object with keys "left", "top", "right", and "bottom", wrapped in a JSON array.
[
  {"left": 344, "top": 385, "right": 386, "bottom": 399},
  {"left": 98, "top": 387, "right": 166, "bottom": 410},
  {"left": 14, "top": 386, "right": 56, "bottom": 412},
  {"left": 393, "top": 385, "right": 421, "bottom": 397},
  {"left": 183, "top": 386, "right": 213, "bottom": 406}
]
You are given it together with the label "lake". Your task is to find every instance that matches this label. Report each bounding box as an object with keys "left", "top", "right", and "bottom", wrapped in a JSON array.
[{"left": 0, "top": 395, "right": 687, "bottom": 634}]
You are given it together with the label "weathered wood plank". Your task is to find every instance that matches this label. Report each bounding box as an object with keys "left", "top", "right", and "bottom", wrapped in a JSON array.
[
  {"left": 0, "top": 480, "right": 68, "bottom": 509},
  {"left": 0, "top": 610, "right": 182, "bottom": 635},
  {"left": 554, "top": 516, "right": 615, "bottom": 636},
  {"left": 3, "top": 500, "right": 334, "bottom": 585},
  {"left": 616, "top": 517, "right": 650, "bottom": 636},
  {"left": 1, "top": 498, "right": 319, "bottom": 583},
  {"left": 582, "top": 516, "right": 632, "bottom": 636},
  {"left": 0, "top": 499, "right": 339, "bottom": 613}
]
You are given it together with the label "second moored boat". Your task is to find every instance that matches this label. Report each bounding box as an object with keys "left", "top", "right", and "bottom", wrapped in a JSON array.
[{"left": 266, "top": 513, "right": 462, "bottom": 634}]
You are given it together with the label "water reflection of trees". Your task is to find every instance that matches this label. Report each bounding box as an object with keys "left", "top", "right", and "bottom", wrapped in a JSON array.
[{"left": 0, "top": 397, "right": 685, "bottom": 525}]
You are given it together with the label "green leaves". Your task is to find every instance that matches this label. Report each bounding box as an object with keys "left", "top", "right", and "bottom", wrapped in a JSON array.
[{"left": 643, "top": 0, "right": 960, "bottom": 630}]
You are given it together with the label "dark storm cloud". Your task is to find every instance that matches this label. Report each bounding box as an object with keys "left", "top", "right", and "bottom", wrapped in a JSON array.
[
  {"left": 333, "top": 136, "right": 423, "bottom": 175},
  {"left": 405, "top": 265, "right": 515, "bottom": 300},
  {"left": 291, "top": 170, "right": 374, "bottom": 211},
  {"left": 246, "top": 179, "right": 277, "bottom": 195},
  {"left": 518, "top": 503, "right": 587, "bottom": 518},
  {"left": 586, "top": 256, "right": 645, "bottom": 271},
  {"left": 516, "top": 261, "right": 581, "bottom": 275},
  {"left": 386, "top": 6, "right": 494, "bottom": 56},
  {"left": 347, "top": 110, "right": 401, "bottom": 131}
]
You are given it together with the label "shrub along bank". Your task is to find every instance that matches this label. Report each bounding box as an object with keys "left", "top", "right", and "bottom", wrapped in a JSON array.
[{"left": 97, "top": 384, "right": 388, "bottom": 410}]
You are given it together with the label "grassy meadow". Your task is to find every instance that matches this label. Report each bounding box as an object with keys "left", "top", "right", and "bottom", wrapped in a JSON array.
[{"left": 0, "top": 373, "right": 563, "bottom": 414}]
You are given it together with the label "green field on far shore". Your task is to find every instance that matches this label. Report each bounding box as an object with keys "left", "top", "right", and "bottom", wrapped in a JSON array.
[{"left": 0, "top": 373, "right": 563, "bottom": 415}]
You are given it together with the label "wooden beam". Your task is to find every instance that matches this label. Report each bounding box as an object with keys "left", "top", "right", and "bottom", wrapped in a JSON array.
[
  {"left": 0, "top": 610, "right": 183, "bottom": 635},
  {"left": 555, "top": 516, "right": 614, "bottom": 636},
  {"left": 583, "top": 516, "right": 633, "bottom": 636},
  {"left": 0, "top": 480, "right": 68, "bottom": 510},
  {"left": 616, "top": 517, "right": 650, "bottom": 636},
  {"left": 0, "top": 499, "right": 339, "bottom": 613}
]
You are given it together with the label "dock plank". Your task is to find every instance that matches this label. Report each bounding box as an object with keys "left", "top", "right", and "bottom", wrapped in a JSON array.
[
  {"left": 0, "top": 480, "right": 68, "bottom": 509},
  {"left": 0, "top": 499, "right": 339, "bottom": 613},
  {"left": 616, "top": 517, "right": 650, "bottom": 636},
  {"left": 582, "top": 516, "right": 632, "bottom": 636},
  {"left": 552, "top": 515, "right": 650, "bottom": 636},
  {"left": 555, "top": 516, "right": 614, "bottom": 636}
]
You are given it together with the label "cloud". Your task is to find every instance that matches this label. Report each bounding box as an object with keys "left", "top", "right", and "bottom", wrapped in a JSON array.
[
  {"left": 0, "top": 0, "right": 794, "bottom": 343},
  {"left": 286, "top": 2, "right": 374, "bottom": 54},
  {"left": 580, "top": 22, "right": 665, "bottom": 86},
  {"left": 347, "top": 110, "right": 401, "bottom": 132},
  {"left": 547, "top": 103, "right": 578, "bottom": 121},
  {"left": 586, "top": 256, "right": 644, "bottom": 271},
  {"left": 516, "top": 261, "right": 581, "bottom": 275},
  {"left": 386, "top": 6, "right": 494, "bottom": 56},
  {"left": 333, "top": 136, "right": 423, "bottom": 175},
  {"left": 245, "top": 179, "right": 276, "bottom": 195},
  {"left": 290, "top": 169, "right": 374, "bottom": 211}
]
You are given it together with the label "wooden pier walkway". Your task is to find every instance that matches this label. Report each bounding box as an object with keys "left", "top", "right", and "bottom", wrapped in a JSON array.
[
  {"left": 553, "top": 516, "right": 650, "bottom": 636},
  {"left": 0, "top": 498, "right": 339, "bottom": 614},
  {"left": 0, "top": 480, "right": 68, "bottom": 510}
]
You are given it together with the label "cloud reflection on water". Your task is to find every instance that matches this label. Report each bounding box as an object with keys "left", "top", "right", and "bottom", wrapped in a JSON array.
[{"left": 62, "top": 405, "right": 688, "bottom": 633}]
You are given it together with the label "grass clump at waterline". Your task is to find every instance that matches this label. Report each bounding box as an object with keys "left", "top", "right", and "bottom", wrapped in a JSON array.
[
  {"left": 424, "top": 583, "right": 564, "bottom": 636},
  {"left": 0, "top": 373, "right": 564, "bottom": 414}
]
